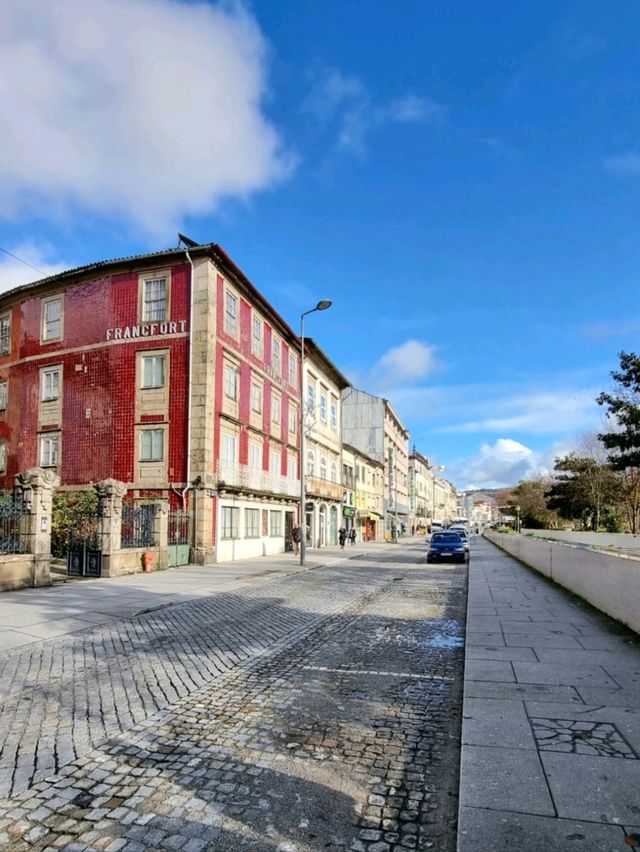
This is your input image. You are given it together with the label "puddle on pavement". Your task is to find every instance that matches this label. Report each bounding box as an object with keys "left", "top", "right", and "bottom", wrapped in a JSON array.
[{"left": 422, "top": 618, "right": 464, "bottom": 649}]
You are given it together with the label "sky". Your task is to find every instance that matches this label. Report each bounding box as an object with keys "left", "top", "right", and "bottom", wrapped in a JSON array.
[{"left": 1, "top": 0, "right": 639, "bottom": 490}]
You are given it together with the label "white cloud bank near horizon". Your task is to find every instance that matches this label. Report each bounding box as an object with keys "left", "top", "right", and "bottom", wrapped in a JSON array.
[
  {"left": 0, "top": 244, "right": 69, "bottom": 293},
  {"left": 454, "top": 437, "right": 576, "bottom": 490},
  {"left": 0, "top": 0, "right": 290, "bottom": 234}
]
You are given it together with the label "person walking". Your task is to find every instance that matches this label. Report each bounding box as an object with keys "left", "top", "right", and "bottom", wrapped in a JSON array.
[
  {"left": 338, "top": 527, "right": 346, "bottom": 549},
  {"left": 292, "top": 524, "right": 301, "bottom": 555},
  {"left": 349, "top": 528, "right": 356, "bottom": 546}
]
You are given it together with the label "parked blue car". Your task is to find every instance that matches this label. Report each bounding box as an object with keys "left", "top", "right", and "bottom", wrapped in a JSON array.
[{"left": 427, "top": 531, "right": 468, "bottom": 564}]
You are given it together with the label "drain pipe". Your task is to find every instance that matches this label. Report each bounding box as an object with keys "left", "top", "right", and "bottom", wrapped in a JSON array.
[{"left": 171, "top": 249, "right": 196, "bottom": 509}]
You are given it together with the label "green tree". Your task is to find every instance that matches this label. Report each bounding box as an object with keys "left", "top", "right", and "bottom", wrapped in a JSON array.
[
  {"left": 545, "top": 454, "right": 621, "bottom": 531},
  {"left": 51, "top": 490, "right": 99, "bottom": 558},
  {"left": 511, "top": 478, "right": 559, "bottom": 529}
]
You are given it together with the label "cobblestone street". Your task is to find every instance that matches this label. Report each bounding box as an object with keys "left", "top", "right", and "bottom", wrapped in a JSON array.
[{"left": 0, "top": 545, "right": 466, "bottom": 851}]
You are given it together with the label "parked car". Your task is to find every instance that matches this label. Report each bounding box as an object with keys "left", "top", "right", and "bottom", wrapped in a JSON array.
[
  {"left": 448, "top": 526, "right": 470, "bottom": 550},
  {"left": 427, "top": 531, "right": 468, "bottom": 564}
]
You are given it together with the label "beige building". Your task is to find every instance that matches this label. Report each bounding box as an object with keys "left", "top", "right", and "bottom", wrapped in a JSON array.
[
  {"left": 409, "top": 449, "right": 432, "bottom": 533},
  {"left": 344, "top": 443, "right": 384, "bottom": 541},
  {"left": 303, "top": 340, "right": 349, "bottom": 548}
]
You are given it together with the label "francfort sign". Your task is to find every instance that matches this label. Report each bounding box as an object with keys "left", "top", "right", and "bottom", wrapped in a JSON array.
[{"left": 105, "top": 320, "right": 188, "bottom": 341}]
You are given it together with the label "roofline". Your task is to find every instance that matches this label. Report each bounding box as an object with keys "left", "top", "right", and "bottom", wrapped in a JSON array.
[
  {"left": 342, "top": 441, "right": 384, "bottom": 468},
  {"left": 0, "top": 242, "right": 301, "bottom": 347},
  {"left": 303, "top": 338, "right": 350, "bottom": 389}
]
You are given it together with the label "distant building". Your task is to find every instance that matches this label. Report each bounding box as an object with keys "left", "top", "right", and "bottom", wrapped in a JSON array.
[
  {"left": 341, "top": 388, "right": 410, "bottom": 536},
  {"left": 343, "top": 442, "right": 384, "bottom": 541}
]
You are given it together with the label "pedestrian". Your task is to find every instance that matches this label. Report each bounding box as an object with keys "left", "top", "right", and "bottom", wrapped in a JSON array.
[
  {"left": 292, "top": 524, "right": 301, "bottom": 555},
  {"left": 338, "top": 527, "right": 346, "bottom": 549},
  {"left": 349, "top": 528, "right": 356, "bottom": 546}
]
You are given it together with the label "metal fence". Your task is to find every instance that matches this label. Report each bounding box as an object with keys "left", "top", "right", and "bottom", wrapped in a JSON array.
[
  {"left": 0, "top": 493, "right": 30, "bottom": 554},
  {"left": 121, "top": 504, "right": 156, "bottom": 549}
]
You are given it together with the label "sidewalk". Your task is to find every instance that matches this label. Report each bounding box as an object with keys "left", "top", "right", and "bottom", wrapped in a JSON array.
[
  {"left": 458, "top": 537, "right": 640, "bottom": 852},
  {"left": 0, "top": 539, "right": 392, "bottom": 654}
]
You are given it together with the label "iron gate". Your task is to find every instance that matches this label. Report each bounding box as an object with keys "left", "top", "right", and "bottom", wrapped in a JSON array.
[
  {"left": 67, "top": 509, "right": 103, "bottom": 578},
  {"left": 167, "top": 510, "right": 191, "bottom": 566}
]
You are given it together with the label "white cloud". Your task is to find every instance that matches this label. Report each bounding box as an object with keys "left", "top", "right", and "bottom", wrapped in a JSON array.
[
  {"left": 368, "top": 340, "right": 439, "bottom": 390},
  {"left": 0, "top": 244, "right": 68, "bottom": 293},
  {"left": 0, "top": 0, "right": 291, "bottom": 234},
  {"left": 457, "top": 437, "right": 576, "bottom": 490},
  {"left": 304, "top": 67, "right": 444, "bottom": 155},
  {"left": 604, "top": 153, "right": 640, "bottom": 177}
]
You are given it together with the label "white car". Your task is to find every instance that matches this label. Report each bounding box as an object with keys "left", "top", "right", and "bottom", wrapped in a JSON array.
[{"left": 448, "top": 526, "right": 470, "bottom": 550}]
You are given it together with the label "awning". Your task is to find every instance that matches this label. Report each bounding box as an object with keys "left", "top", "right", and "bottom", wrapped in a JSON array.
[{"left": 368, "top": 512, "right": 383, "bottom": 520}]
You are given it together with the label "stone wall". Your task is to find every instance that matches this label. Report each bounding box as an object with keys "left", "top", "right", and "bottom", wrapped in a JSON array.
[{"left": 486, "top": 531, "right": 640, "bottom": 635}]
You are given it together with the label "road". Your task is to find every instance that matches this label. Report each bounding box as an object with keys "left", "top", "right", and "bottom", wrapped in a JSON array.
[{"left": 0, "top": 543, "right": 466, "bottom": 852}]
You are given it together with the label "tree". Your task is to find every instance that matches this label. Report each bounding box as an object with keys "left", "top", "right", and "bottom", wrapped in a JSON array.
[
  {"left": 597, "top": 351, "right": 640, "bottom": 469},
  {"left": 545, "top": 454, "right": 621, "bottom": 531},
  {"left": 597, "top": 353, "right": 640, "bottom": 532},
  {"left": 511, "top": 478, "right": 559, "bottom": 529}
]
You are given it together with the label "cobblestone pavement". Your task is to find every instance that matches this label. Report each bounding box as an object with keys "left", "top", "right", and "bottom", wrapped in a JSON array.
[{"left": 0, "top": 546, "right": 466, "bottom": 851}]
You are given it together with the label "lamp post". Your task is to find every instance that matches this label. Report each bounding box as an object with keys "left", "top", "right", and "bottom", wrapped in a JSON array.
[{"left": 299, "top": 300, "right": 332, "bottom": 566}]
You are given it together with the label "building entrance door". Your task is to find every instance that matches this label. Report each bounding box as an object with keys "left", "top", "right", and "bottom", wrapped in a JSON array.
[{"left": 284, "top": 511, "right": 294, "bottom": 552}]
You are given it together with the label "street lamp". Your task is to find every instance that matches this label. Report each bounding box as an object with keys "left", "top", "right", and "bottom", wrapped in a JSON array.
[{"left": 299, "top": 300, "right": 332, "bottom": 566}]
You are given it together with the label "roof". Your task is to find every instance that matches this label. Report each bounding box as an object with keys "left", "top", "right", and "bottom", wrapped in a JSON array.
[
  {"left": 304, "top": 338, "right": 350, "bottom": 390},
  {"left": 0, "top": 241, "right": 301, "bottom": 346}
]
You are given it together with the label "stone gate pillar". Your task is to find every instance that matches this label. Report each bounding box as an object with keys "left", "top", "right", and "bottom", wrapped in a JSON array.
[
  {"left": 15, "top": 467, "right": 60, "bottom": 587},
  {"left": 95, "top": 479, "right": 127, "bottom": 578},
  {"left": 153, "top": 499, "right": 169, "bottom": 570}
]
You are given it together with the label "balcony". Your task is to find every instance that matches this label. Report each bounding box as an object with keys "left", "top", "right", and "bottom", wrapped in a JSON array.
[
  {"left": 305, "top": 475, "right": 343, "bottom": 501},
  {"left": 215, "top": 462, "right": 298, "bottom": 498}
]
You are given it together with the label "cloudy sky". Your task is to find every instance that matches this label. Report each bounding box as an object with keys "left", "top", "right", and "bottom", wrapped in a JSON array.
[{"left": 1, "top": 0, "right": 638, "bottom": 489}]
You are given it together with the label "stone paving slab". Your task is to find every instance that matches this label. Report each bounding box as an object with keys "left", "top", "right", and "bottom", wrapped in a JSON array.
[{"left": 458, "top": 538, "right": 640, "bottom": 852}]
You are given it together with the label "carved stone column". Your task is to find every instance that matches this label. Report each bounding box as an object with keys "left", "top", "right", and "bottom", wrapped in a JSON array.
[
  {"left": 95, "top": 479, "right": 127, "bottom": 577},
  {"left": 15, "top": 467, "right": 60, "bottom": 587},
  {"left": 153, "top": 500, "right": 169, "bottom": 570}
]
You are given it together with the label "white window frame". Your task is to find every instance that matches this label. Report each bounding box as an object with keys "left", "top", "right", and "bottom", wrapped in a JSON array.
[
  {"left": 225, "top": 289, "right": 239, "bottom": 337},
  {"left": 288, "top": 405, "right": 297, "bottom": 434},
  {"left": 0, "top": 381, "right": 7, "bottom": 411},
  {"left": 288, "top": 352, "right": 296, "bottom": 385},
  {"left": 41, "top": 368, "right": 61, "bottom": 402},
  {"left": 142, "top": 277, "right": 167, "bottom": 322},
  {"left": 0, "top": 313, "right": 10, "bottom": 356},
  {"left": 42, "top": 297, "right": 63, "bottom": 342},
  {"left": 250, "top": 383, "right": 262, "bottom": 414},
  {"left": 320, "top": 456, "right": 327, "bottom": 480},
  {"left": 221, "top": 506, "right": 239, "bottom": 539},
  {"left": 269, "top": 449, "right": 280, "bottom": 476},
  {"left": 0, "top": 441, "right": 6, "bottom": 472},
  {"left": 331, "top": 462, "right": 337, "bottom": 483},
  {"left": 141, "top": 354, "right": 166, "bottom": 389},
  {"left": 307, "top": 383, "right": 316, "bottom": 411},
  {"left": 140, "top": 428, "right": 164, "bottom": 462},
  {"left": 221, "top": 433, "right": 237, "bottom": 464},
  {"left": 330, "top": 401, "right": 337, "bottom": 429},
  {"left": 249, "top": 442, "right": 262, "bottom": 470},
  {"left": 223, "top": 362, "right": 239, "bottom": 400},
  {"left": 40, "top": 434, "right": 59, "bottom": 467},
  {"left": 245, "top": 507, "right": 260, "bottom": 538},
  {"left": 320, "top": 393, "right": 328, "bottom": 422},
  {"left": 272, "top": 335, "right": 281, "bottom": 376},
  {"left": 251, "top": 315, "right": 262, "bottom": 356},
  {"left": 307, "top": 450, "right": 315, "bottom": 476},
  {"left": 288, "top": 454, "right": 296, "bottom": 481},
  {"left": 271, "top": 394, "right": 281, "bottom": 425},
  {"left": 269, "top": 510, "right": 282, "bottom": 537}
]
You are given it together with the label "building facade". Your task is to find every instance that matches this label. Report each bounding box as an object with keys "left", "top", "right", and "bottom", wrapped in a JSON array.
[
  {"left": 341, "top": 388, "right": 410, "bottom": 537},
  {"left": 347, "top": 443, "right": 384, "bottom": 541},
  {"left": 302, "top": 340, "right": 349, "bottom": 548},
  {"left": 0, "top": 243, "right": 302, "bottom": 564}
]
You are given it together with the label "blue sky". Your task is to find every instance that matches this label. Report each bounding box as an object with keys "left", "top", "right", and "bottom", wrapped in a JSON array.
[{"left": 2, "top": 0, "right": 639, "bottom": 489}]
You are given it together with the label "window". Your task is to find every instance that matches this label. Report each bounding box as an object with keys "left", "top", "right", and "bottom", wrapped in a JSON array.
[
  {"left": 307, "top": 450, "right": 315, "bottom": 475},
  {"left": 270, "top": 449, "right": 280, "bottom": 476},
  {"left": 42, "top": 298, "right": 62, "bottom": 341},
  {"left": 307, "top": 383, "right": 316, "bottom": 410},
  {"left": 272, "top": 336, "right": 281, "bottom": 375},
  {"left": 250, "top": 383, "right": 262, "bottom": 414},
  {"left": 271, "top": 395, "right": 281, "bottom": 424},
  {"left": 249, "top": 442, "right": 262, "bottom": 470},
  {"left": 0, "top": 442, "right": 6, "bottom": 472},
  {"left": 41, "top": 368, "right": 61, "bottom": 402},
  {"left": 288, "top": 352, "right": 297, "bottom": 385},
  {"left": 252, "top": 316, "right": 262, "bottom": 355},
  {"left": 225, "top": 290, "right": 238, "bottom": 336},
  {"left": 40, "top": 434, "right": 59, "bottom": 467},
  {"left": 320, "top": 394, "right": 327, "bottom": 422},
  {"left": 141, "top": 355, "right": 165, "bottom": 389},
  {"left": 331, "top": 462, "right": 337, "bottom": 483},
  {"left": 320, "top": 456, "right": 327, "bottom": 480},
  {"left": 245, "top": 508, "right": 260, "bottom": 538},
  {"left": 224, "top": 363, "right": 239, "bottom": 399},
  {"left": 0, "top": 381, "right": 6, "bottom": 411},
  {"left": 330, "top": 401, "right": 337, "bottom": 429},
  {"left": 221, "top": 433, "right": 237, "bottom": 464},
  {"left": 288, "top": 454, "right": 296, "bottom": 481},
  {"left": 288, "top": 406, "right": 297, "bottom": 434},
  {"left": 141, "top": 429, "right": 164, "bottom": 461},
  {"left": 269, "top": 510, "right": 282, "bottom": 537},
  {"left": 0, "top": 313, "right": 10, "bottom": 356},
  {"left": 221, "top": 506, "right": 239, "bottom": 539},
  {"left": 143, "top": 278, "right": 166, "bottom": 322}
]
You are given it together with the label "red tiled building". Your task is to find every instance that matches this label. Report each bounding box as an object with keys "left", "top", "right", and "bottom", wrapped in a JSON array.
[{"left": 0, "top": 243, "right": 301, "bottom": 563}]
